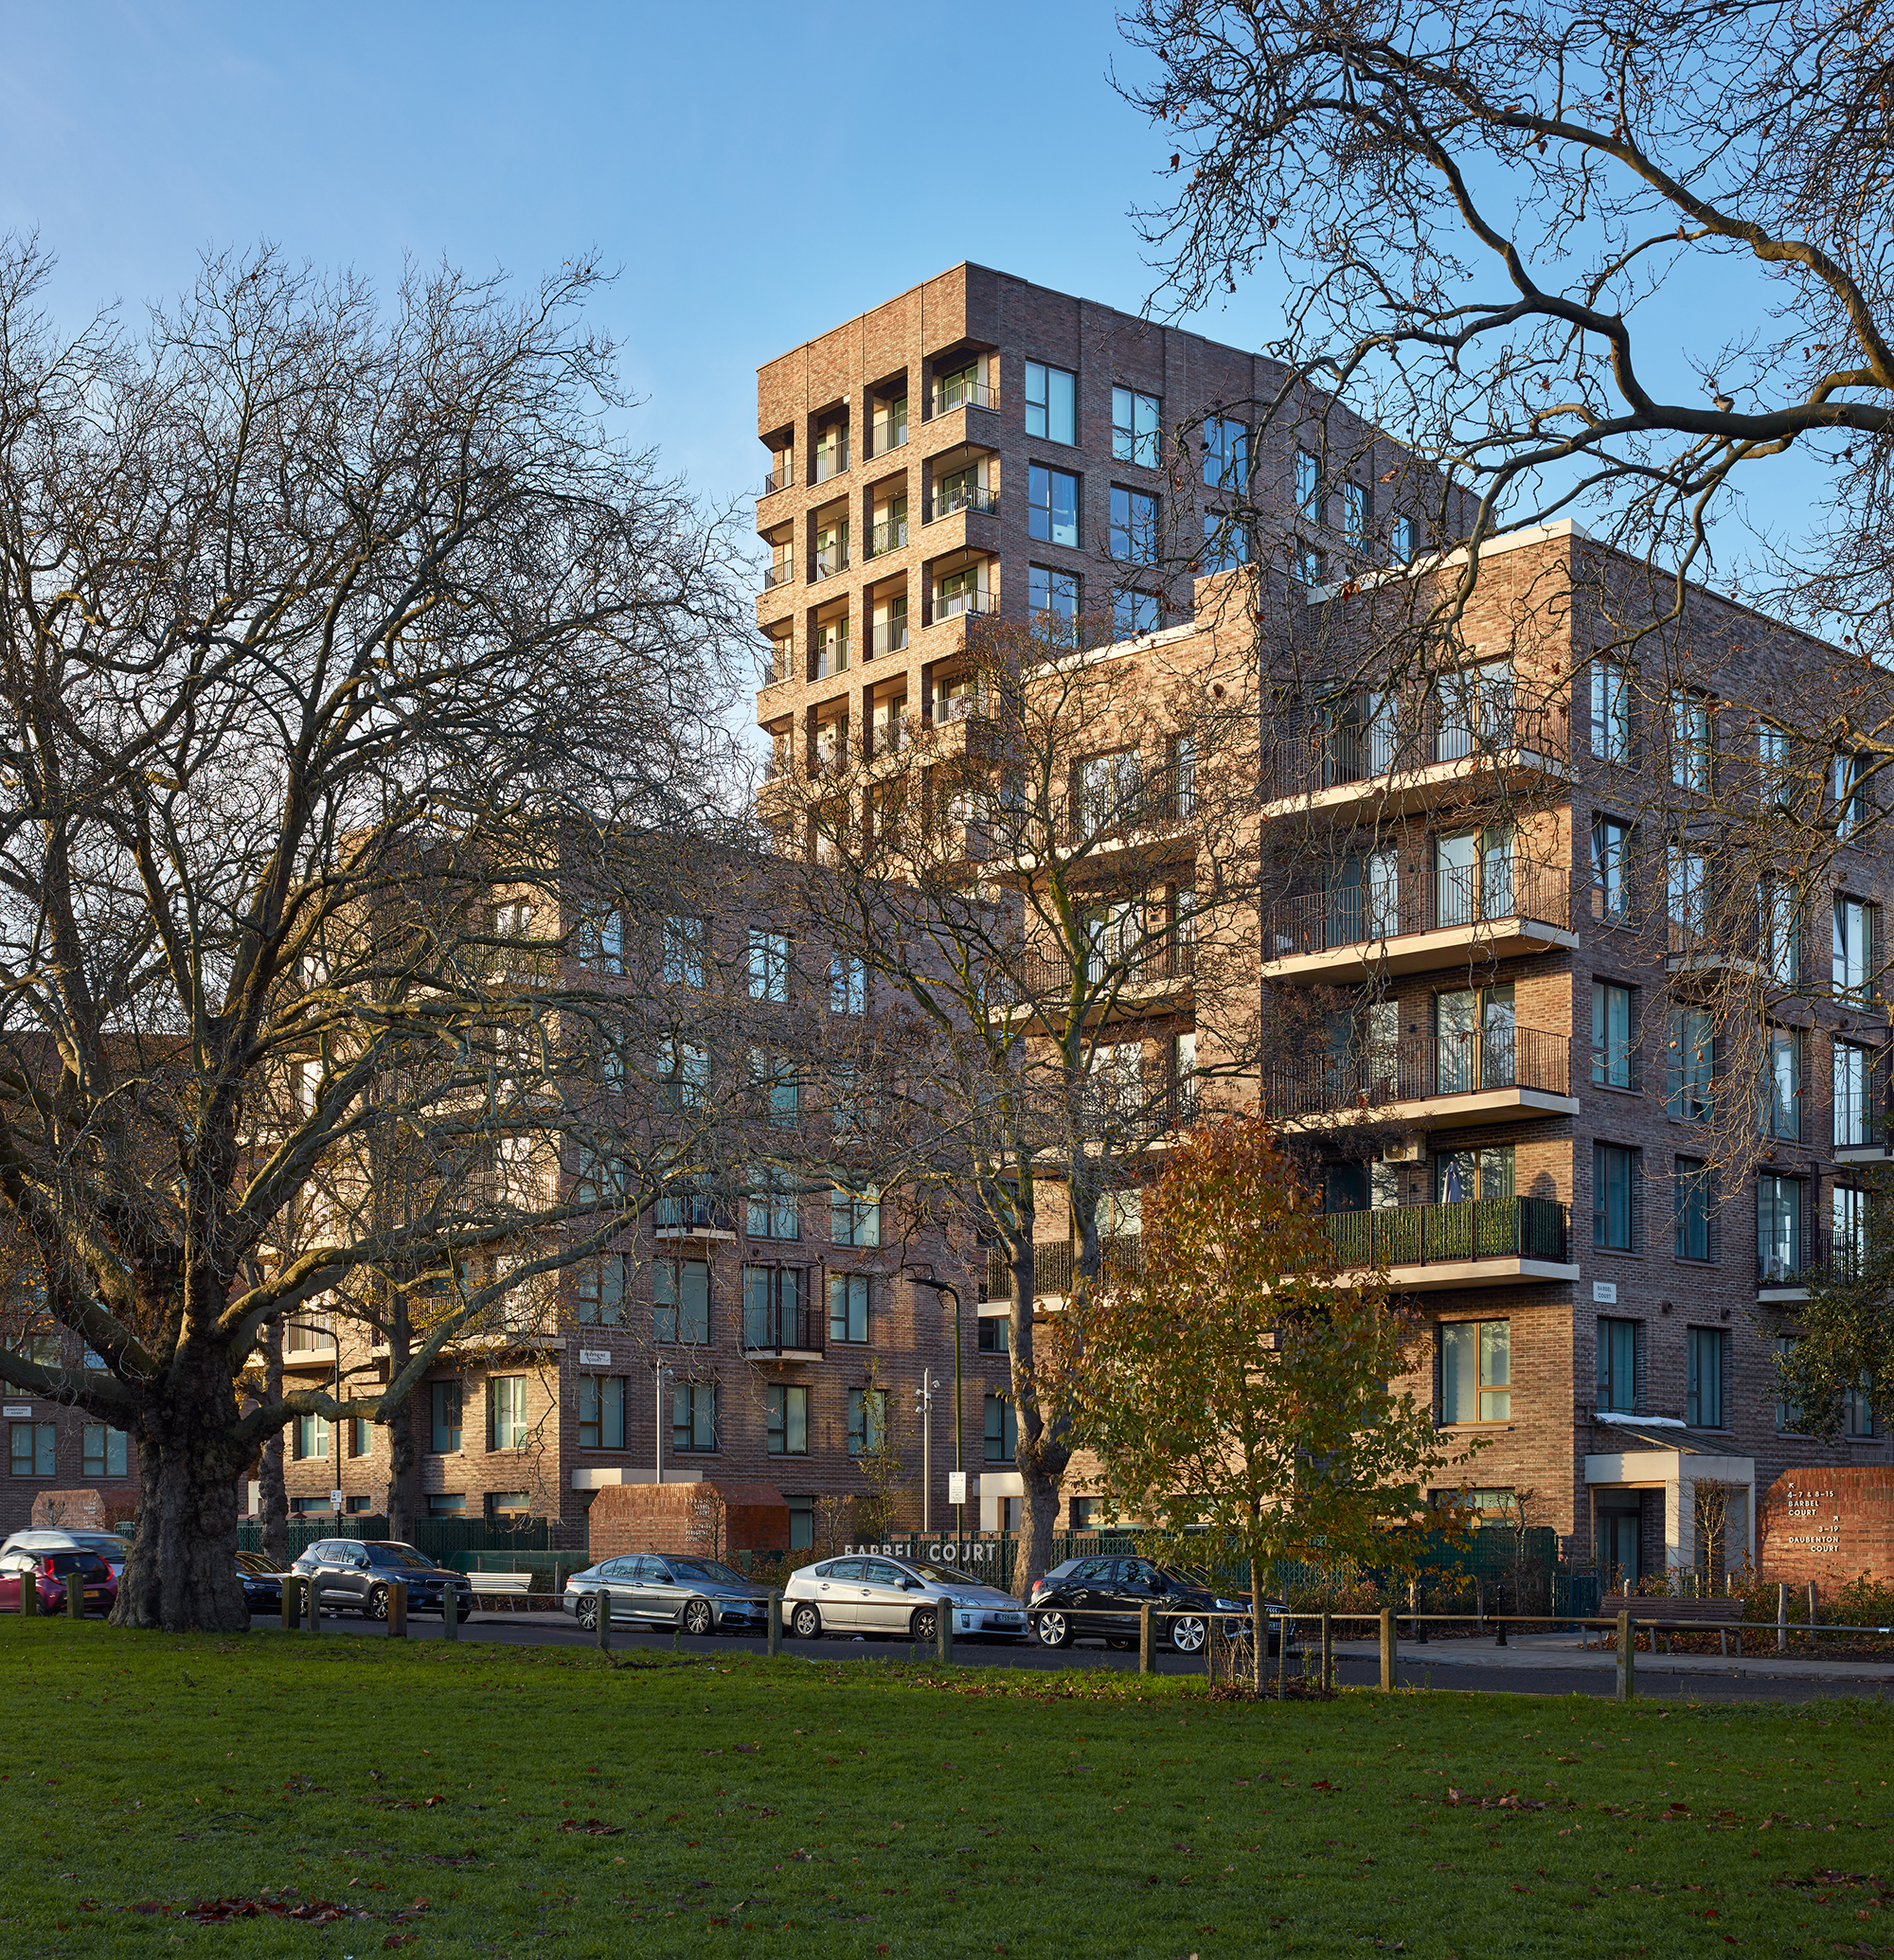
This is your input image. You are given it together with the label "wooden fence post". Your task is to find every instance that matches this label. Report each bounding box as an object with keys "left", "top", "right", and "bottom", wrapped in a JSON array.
[
  {"left": 66, "top": 1573, "right": 82, "bottom": 1619},
  {"left": 1616, "top": 1610, "right": 1635, "bottom": 1702},
  {"left": 1138, "top": 1602, "right": 1153, "bottom": 1675},
  {"left": 936, "top": 1596, "right": 954, "bottom": 1665},
  {"left": 280, "top": 1575, "right": 298, "bottom": 1632},
  {"left": 1806, "top": 1581, "right": 1819, "bottom": 1648},
  {"left": 1320, "top": 1612, "right": 1332, "bottom": 1692},
  {"left": 595, "top": 1587, "right": 611, "bottom": 1652},
  {"left": 389, "top": 1581, "right": 407, "bottom": 1639},
  {"left": 767, "top": 1591, "right": 782, "bottom": 1657},
  {"left": 1778, "top": 1580, "right": 1789, "bottom": 1652},
  {"left": 441, "top": 1583, "right": 457, "bottom": 1641},
  {"left": 1379, "top": 1608, "right": 1395, "bottom": 1691}
]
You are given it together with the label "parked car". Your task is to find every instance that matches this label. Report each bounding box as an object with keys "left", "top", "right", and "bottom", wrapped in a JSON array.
[
  {"left": 236, "top": 1549, "right": 286, "bottom": 1613},
  {"left": 1, "top": 1527, "right": 134, "bottom": 1579},
  {"left": 288, "top": 1540, "right": 474, "bottom": 1619},
  {"left": 1027, "top": 1556, "right": 1291, "bottom": 1655},
  {"left": 0, "top": 1545, "right": 116, "bottom": 1615},
  {"left": 563, "top": 1555, "right": 771, "bottom": 1636},
  {"left": 781, "top": 1554, "right": 1029, "bottom": 1644}
]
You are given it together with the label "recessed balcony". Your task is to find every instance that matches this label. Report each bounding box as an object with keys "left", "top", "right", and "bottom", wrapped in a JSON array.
[
  {"left": 1268, "top": 1025, "right": 1576, "bottom": 1132},
  {"left": 742, "top": 1302, "right": 824, "bottom": 1362},
  {"left": 928, "top": 484, "right": 999, "bottom": 523},
  {"left": 1261, "top": 859, "right": 1576, "bottom": 983},
  {"left": 1328, "top": 1195, "right": 1576, "bottom": 1291},
  {"left": 761, "top": 559, "right": 795, "bottom": 591},
  {"left": 931, "top": 377, "right": 1000, "bottom": 417}
]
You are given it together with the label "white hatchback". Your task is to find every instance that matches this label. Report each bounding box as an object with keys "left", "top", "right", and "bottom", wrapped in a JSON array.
[{"left": 782, "top": 1554, "right": 1029, "bottom": 1644}]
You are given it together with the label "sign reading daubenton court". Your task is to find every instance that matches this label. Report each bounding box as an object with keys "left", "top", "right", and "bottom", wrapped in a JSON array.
[{"left": 1758, "top": 1468, "right": 1894, "bottom": 1586}]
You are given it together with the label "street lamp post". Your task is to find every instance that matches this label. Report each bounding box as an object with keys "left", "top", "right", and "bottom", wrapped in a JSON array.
[
  {"left": 654, "top": 1361, "right": 673, "bottom": 1485},
  {"left": 904, "top": 1270, "right": 963, "bottom": 1542}
]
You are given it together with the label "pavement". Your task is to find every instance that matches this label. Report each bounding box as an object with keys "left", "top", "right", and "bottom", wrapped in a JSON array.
[{"left": 248, "top": 1612, "right": 1894, "bottom": 1703}]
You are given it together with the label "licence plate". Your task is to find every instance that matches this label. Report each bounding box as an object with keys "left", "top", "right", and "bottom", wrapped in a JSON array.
[
  {"left": 996, "top": 1614, "right": 1024, "bottom": 1625},
  {"left": 84, "top": 1591, "right": 103, "bottom": 1600}
]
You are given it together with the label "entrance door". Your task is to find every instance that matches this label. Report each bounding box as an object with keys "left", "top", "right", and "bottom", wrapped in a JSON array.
[{"left": 1599, "top": 1507, "right": 1641, "bottom": 1588}]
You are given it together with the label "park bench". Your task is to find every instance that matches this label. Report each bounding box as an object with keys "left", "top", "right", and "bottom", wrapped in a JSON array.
[
  {"left": 1594, "top": 1595, "right": 1745, "bottom": 1655},
  {"left": 467, "top": 1572, "right": 536, "bottom": 1613}
]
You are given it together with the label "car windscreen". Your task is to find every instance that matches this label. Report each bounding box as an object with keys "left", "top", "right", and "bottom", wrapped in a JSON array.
[
  {"left": 665, "top": 1559, "right": 745, "bottom": 1587},
  {"left": 366, "top": 1544, "right": 436, "bottom": 1570},
  {"left": 904, "top": 1561, "right": 999, "bottom": 1588},
  {"left": 235, "top": 1552, "right": 276, "bottom": 1576},
  {"left": 70, "top": 1535, "right": 130, "bottom": 1556},
  {"left": 46, "top": 1553, "right": 110, "bottom": 1577}
]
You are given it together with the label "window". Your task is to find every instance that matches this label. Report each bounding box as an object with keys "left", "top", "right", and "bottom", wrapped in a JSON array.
[
  {"left": 813, "top": 615, "right": 849, "bottom": 678},
  {"left": 427, "top": 1493, "right": 466, "bottom": 1517},
  {"left": 1834, "top": 1184, "right": 1867, "bottom": 1277},
  {"left": 1759, "top": 1174, "right": 1803, "bottom": 1283},
  {"left": 80, "top": 1425, "right": 128, "bottom": 1478},
  {"left": 492, "top": 898, "right": 533, "bottom": 938},
  {"left": 430, "top": 1380, "right": 462, "bottom": 1453},
  {"left": 1836, "top": 1041, "right": 1876, "bottom": 1149},
  {"left": 1027, "top": 562, "right": 1080, "bottom": 630},
  {"left": 748, "top": 929, "right": 789, "bottom": 1002},
  {"left": 1762, "top": 1027, "right": 1801, "bottom": 1140},
  {"left": 488, "top": 1491, "right": 529, "bottom": 1520},
  {"left": 577, "top": 910, "right": 624, "bottom": 972},
  {"left": 659, "top": 1037, "right": 709, "bottom": 1110},
  {"left": 576, "top": 1255, "right": 628, "bottom": 1327},
  {"left": 1674, "top": 1158, "right": 1712, "bottom": 1261},
  {"left": 8, "top": 1421, "right": 52, "bottom": 1477},
  {"left": 1389, "top": 513, "right": 1417, "bottom": 563},
  {"left": 1834, "top": 895, "right": 1877, "bottom": 1001},
  {"left": 831, "top": 1186, "right": 881, "bottom": 1248},
  {"left": 983, "top": 1391, "right": 1017, "bottom": 1461},
  {"left": 578, "top": 1376, "right": 625, "bottom": 1450},
  {"left": 1846, "top": 1371, "right": 1877, "bottom": 1438},
  {"left": 1341, "top": 480, "right": 1370, "bottom": 548},
  {"left": 653, "top": 1259, "right": 709, "bottom": 1344},
  {"left": 746, "top": 1165, "right": 798, "bottom": 1240},
  {"left": 349, "top": 1417, "right": 372, "bottom": 1458},
  {"left": 936, "top": 563, "right": 987, "bottom": 619},
  {"left": 1109, "top": 486, "right": 1157, "bottom": 562},
  {"left": 1024, "top": 361, "right": 1076, "bottom": 444},
  {"left": 1667, "top": 846, "right": 1707, "bottom": 951},
  {"left": 1113, "top": 589, "right": 1160, "bottom": 636},
  {"left": 871, "top": 394, "right": 907, "bottom": 454},
  {"left": 1440, "top": 1320, "right": 1511, "bottom": 1422},
  {"left": 813, "top": 421, "right": 848, "bottom": 482},
  {"left": 1295, "top": 447, "right": 1323, "bottom": 522},
  {"left": 743, "top": 1264, "right": 806, "bottom": 1348},
  {"left": 1435, "top": 1143, "right": 1514, "bottom": 1203},
  {"left": 1025, "top": 463, "right": 1079, "bottom": 547},
  {"left": 1594, "top": 1143, "right": 1636, "bottom": 1251},
  {"left": 1597, "top": 1317, "right": 1637, "bottom": 1413},
  {"left": 490, "top": 1376, "right": 529, "bottom": 1451},
  {"left": 1590, "top": 660, "right": 1632, "bottom": 764},
  {"left": 1834, "top": 751, "right": 1871, "bottom": 841},
  {"left": 813, "top": 514, "right": 849, "bottom": 579},
  {"left": 294, "top": 1413, "right": 330, "bottom": 1461},
  {"left": 751, "top": 1047, "right": 799, "bottom": 1128},
  {"left": 828, "top": 1272, "right": 868, "bottom": 1344},
  {"left": 1201, "top": 509, "right": 1250, "bottom": 573},
  {"left": 786, "top": 1494, "right": 814, "bottom": 1549},
  {"left": 1669, "top": 690, "right": 1711, "bottom": 792},
  {"left": 1686, "top": 1327, "right": 1725, "bottom": 1428},
  {"left": 1666, "top": 1006, "right": 1714, "bottom": 1119},
  {"left": 672, "top": 1382, "right": 718, "bottom": 1452},
  {"left": 1775, "top": 1334, "right": 1804, "bottom": 1432},
  {"left": 1760, "top": 878, "right": 1800, "bottom": 985},
  {"left": 849, "top": 1387, "right": 888, "bottom": 1457},
  {"left": 1204, "top": 415, "right": 1247, "bottom": 489},
  {"left": 829, "top": 953, "right": 866, "bottom": 1016},
  {"left": 1591, "top": 981, "right": 1634, "bottom": 1089},
  {"left": 977, "top": 1314, "right": 1010, "bottom": 1353},
  {"left": 1759, "top": 722, "right": 1789, "bottom": 804},
  {"left": 1295, "top": 542, "right": 1328, "bottom": 586},
  {"left": 1112, "top": 386, "right": 1160, "bottom": 467},
  {"left": 766, "top": 1384, "right": 809, "bottom": 1456},
  {"left": 1435, "top": 825, "right": 1512, "bottom": 927}
]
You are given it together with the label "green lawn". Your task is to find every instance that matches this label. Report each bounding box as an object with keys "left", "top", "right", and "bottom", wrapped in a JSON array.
[{"left": 3, "top": 1618, "right": 1891, "bottom": 1957}]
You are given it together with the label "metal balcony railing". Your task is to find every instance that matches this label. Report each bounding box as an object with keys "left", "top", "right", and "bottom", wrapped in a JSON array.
[
  {"left": 1264, "top": 858, "right": 1569, "bottom": 961},
  {"left": 760, "top": 466, "right": 793, "bottom": 495},
  {"left": 928, "top": 485, "right": 1000, "bottom": 522},
  {"left": 1013, "top": 937, "right": 1194, "bottom": 999},
  {"left": 813, "top": 546, "right": 849, "bottom": 580},
  {"left": 1260, "top": 696, "right": 1570, "bottom": 802},
  {"left": 761, "top": 559, "right": 795, "bottom": 590},
  {"left": 1759, "top": 1231, "right": 1863, "bottom": 1288},
  {"left": 933, "top": 379, "right": 1000, "bottom": 415},
  {"left": 652, "top": 1192, "right": 731, "bottom": 1236},
  {"left": 1070, "top": 757, "right": 1195, "bottom": 843},
  {"left": 742, "top": 1301, "right": 825, "bottom": 1356},
  {"left": 813, "top": 443, "right": 849, "bottom": 483},
  {"left": 1265, "top": 1024, "right": 1569, "bottom": 1120},
  {"left": 980, "top": 1238, "right": 1144, "bottom": 1304},
  {"left": 1327, "top": 1196, "right": 1568, "bottom": 1270},
  {"left": 867, "top": 518, "right": 908, "bottom": 558},
  {"left": 872, "top": 618, "right": 909, "bottom": 656},
  {"left": 935, "top": 588, "right": 999, "bottom": 622}
]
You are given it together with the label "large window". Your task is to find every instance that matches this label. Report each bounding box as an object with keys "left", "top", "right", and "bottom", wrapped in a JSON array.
[
  {"left": 748, "top": 929, "right": 789, "bottom": 1002},
  {"left": 1024, "top": 361, "right": 1076, "bottom": 444},
  {"left": 746, "top": 1165, "right": 798, "bottom": 1240},
  {"left": 1667, "top": 846, "right": 1707, "bottom": 949},
  {"left": 1027, "top": 463, "right": 1079, "bottom": 546},
  {"left": 1590, "top": 659, "right": 1632, "bottom": 764},
  {"left": 80, "top": 1425, "right": 128, "bottom": 1478},
  {"left": 349, "top": 1417, "right": 372, "bottom": 1458},
  {"left": 1758, "top": 1174, "right": 1803, "bottom": 1283},
  {"left": 1674, "top": 1158, "right": 1712, "bottom": 1261},
  {"left": 1027, "top": 563, "right": 1081, "bottom": 631},
  {"left": 828, "top": 953, "right": 866, "bottom": 1016},
  {"left": 490, "top": 1376, "right": 529, "bottom": 1451},
  {"left": 1669, "top": 689, "right": 1711, "bottom": 792},
  {"left": 1686, "top": 1327, "right": 1725, "bottom": 1429},
  {"left": 1834, "top": 1184, "right": 1867, "bottom": 1276},
  {"left": 430, "top": 1380, "right": 462, "bottom": 1453},
  {"left": 294, "top": 1413, "right": 330, "bottom": 1461},
  {"left": 983, "top": 1391, "right": 1018, "bottom": 1461},
  {"left": 1113, "top": 589, "right": 1160, "bottom": 636},
  {"left": 1762, "top": 1027, "right": 1801, "bottom": 1140},
  {"left": 751, "top": 1047, "right": 799, "bottom": 1128},
  {"left": 659, "top": 1037, "right": 708, "bottom": 1110},
  {"left": 1341, "top": 480, "right": 1370, "bottom": 549},
  {"left": 849, "top": 1387, "right": 888, "bottom": 1457},
  {"left": 786, "top": 1495, "right": 814, "bottom": 1549},
  {"left": 830, "top": 1185, "right": 881, "bottom": 1248},
  {"left": 1594, "top": 1143, "right": 1636, "bottom": 1250},
  {"left": 1596, "top": 1317, "right": 1637, "bottom": 1413},
  {"left": 576, "top": 1255, "right": 628, "bottom": 1326},
  {"left": 743, "top": 1264, "right": 806, "bottom": 1348},
  {"left": 1201, "top": 509, "right": 1250, "bottom": 573},
  {"left": 977, "top": 1315, "right": 1010, "bottom": 1353},
  {"left": 1846, "top": 1372, "right": 1877, "bottom": 1438},
  {"left": 1109, "top": 486, "right": 1158, "bottom": 562},
  {"left": 1775, "top": 1333, "right": 1804, "bottom": 1433},
  {"left": 672, "top": 1383, "right": 717, "bottom": 1452},
  {"left": 1835, "top": 1041, "right": 1876, "bottom": 1149},
  {"left": 1389, "top": 513, "right": 1417, "bottom": 562},
  {"left": 1440, "top": 1320, "right": 1511, "bottom": 1422},
  {"left": 1295, "top": 447, "right": 1323, "bottom": 522},
  {"left": 828, "top": 1273, "right": 869, "bottom": 1344},
  {"left": 1834, "top": 895, "right": 1878, "bottom": 1000},
  {"left": 766, "top": 1384, "right": 810, "bottom": 1456},
  {"left": 9, "top": 1421, "right": 53, "bottom": 1476},
  {"left": 578, "top": 1377, "right": 626, "bottom": 1451},
  {"left": 1591, "top": 815, "right": 1631, "bottom": 922},
  {"left": 654, "top": 1258, "right": 710, "bottom": 1344},
  {"left": 1760, "top": 878, "right": 1799, "bottom": 985},
  {"left": 1112, "top": 386, "right": 1161, "bottom": 467},
  {"left": 1833, "top": 751, "right": 1871, "bottom": 842},
  {"left": 1204, "top": 415, "right": 1247, "bottom": 488},
  {"left": 1591, "top": 981, "right": 1634, "bottom": 1089},
  {"left": 1666, "top": 1006, "right": 1714, "bottom": 1119}
]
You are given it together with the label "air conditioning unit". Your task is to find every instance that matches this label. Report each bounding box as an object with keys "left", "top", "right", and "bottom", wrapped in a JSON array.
[{"left": 1380, "top": 1134, "right": 1426, "bottom": 1164}]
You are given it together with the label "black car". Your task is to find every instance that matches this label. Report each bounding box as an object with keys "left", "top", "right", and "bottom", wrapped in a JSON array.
[
  {"left": 289, "top": 1539, "right": 475, "bottom": 1619},
  {"left": 236, "top": 1549, "right": 286, "bottom": 1613},
  {"left": 1027, "top": 1556, "right": 1293, "bottom": 1656}
]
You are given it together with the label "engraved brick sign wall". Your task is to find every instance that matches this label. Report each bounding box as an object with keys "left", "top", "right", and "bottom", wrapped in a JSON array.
[{"left": 1758, "top": 1467, "right": 1894, "bottom": 1585}]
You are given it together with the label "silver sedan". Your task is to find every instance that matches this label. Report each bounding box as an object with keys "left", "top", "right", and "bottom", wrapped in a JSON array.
[
  {"left": 563, "top": 1554, "right": 771, "bottom": 1636},
  {"left": 782, "top": 1554, "right": 1029, "bottom": 1643}
]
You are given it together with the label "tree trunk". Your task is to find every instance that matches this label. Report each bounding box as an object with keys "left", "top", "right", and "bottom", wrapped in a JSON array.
[
  {"left": 385, "top": 1315, "right": 417, "bottom": 1541},
  {"left": 1250, "top": 1556, "right": 1264, "bottom": 1695},
  {"left": 259, "top": 1321, "right": 288, "bottom": 1568}
]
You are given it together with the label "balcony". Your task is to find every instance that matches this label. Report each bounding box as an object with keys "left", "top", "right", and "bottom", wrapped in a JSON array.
[
  {"left": 1266, "top": 1025, "right": 1576, "bottom": 1132},
  {"left": 1070, "top": 756, "right": 1195, "bottom": 845},
  {"left": 868, "top": 715, "right": 911, "bottom": 759},
  {"left": 1261, "top": 858, "right": 1575, "bottom": 984},
  {"left": 813, "top": 545, "right": 849, "bottom": 581},
  {"left": 1327, "top": 1196, "right": 1576, "bottom": 1291},
  {"left": 932, "top": 379, "right": 1000, "bottom": 416},
  {"left": 813, "top": 440, "right": 849, "bottom": 485},
  {"left": 980, "top": 1238, "right": 1142, "bottom": 1305},
  {"left": 760, "top": 466, "right": 793, "bottom": 496},
  {"left": 1260, "top": 698, "right": 1569, "bottom": 820},
  {"left": 652, "top": 1193, "right": 736, "bottom": 1242},
  {"left": 1758, "top": 1231, "right": 1860, "bottom": 1303},
  {"left": 872, "top": 618, "right": 910, "bottom": 656},
  {"left": 761, "top": 559, "right": 795, "bottom": 591},
  {"left": 928, "top": 485, "right": 999, "bottom": 523},
  {"left": 1013, "top": 937, "right": 1193, "bottom": 1005},
  {"left": 742, "top": 1301, "right": 824, "bottom": 1360},
  {"left": 934, "top": 587, "right": 998, "bottom": 624},
  {"left": 867, "top": 518, "right": 908, "bottom": 559}
]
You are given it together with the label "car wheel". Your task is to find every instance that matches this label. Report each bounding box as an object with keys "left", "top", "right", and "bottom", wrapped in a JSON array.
[
  {"left": 682, "top": 1598, "right": 715, "bottom": 1638},
  {"left": 1105, "top": 1636, "right": 1135, "bottom": 1651},
  {"left": 909, "top": 1603, "right": 939, "bottom": 1644},
  {"left": 1170, "top": 1613, "right": 1207, "bottom": 1654},
  {"left": 790, "top": 1601, "right": 822, "bottom": 1641},
  {"left": 367, "top": 1584, "right": 390, "bottom": 1622},
  {"left": 575, "top": 1594, "right": 600, "bottom": 1632},
  {"left": 1034, "top": 1610, "right": 1071, "bottom": 1648}
]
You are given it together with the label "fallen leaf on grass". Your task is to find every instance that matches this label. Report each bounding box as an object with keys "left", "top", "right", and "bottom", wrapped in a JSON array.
[{"left": 558, "top": 1819, "right": 623, "bottom": 1836}]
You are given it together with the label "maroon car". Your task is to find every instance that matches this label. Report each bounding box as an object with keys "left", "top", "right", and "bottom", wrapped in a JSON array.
[{"left": 0, "top": 1547, "right": 116, "bottom": 1615}]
